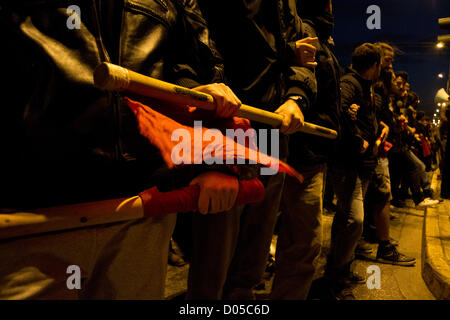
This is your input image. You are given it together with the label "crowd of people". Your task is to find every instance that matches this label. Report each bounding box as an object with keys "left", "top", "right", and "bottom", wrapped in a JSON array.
[{"left": 0, "top": 0, "right": 446, "bottom": 300}]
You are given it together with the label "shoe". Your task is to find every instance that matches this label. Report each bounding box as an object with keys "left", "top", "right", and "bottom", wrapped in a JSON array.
[
  {"left": 356, "top": 239, "right": 373, "bottom": 254},
  {"left": 376, "top": 244, "right": 416, "bottom": 266},
  {"left": 389, "top": 237, "right": 399, "bottom": 247},
  {"left": 334, "top": 285, "right": 356, "bottom": 300},
  {"left": 416, "top": 198, "right": 440, "bottom": 208},
  {"left": 344, "top": 271, "right": 366, "bottom": 284}
]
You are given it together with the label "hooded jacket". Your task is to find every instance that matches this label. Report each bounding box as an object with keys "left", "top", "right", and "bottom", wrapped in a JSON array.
[{"left": 287, "top": 8, "right": 342, "bottom": 167}]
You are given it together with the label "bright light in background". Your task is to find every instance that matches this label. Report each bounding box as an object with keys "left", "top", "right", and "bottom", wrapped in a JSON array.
[
  {"left": 444, "top": 103, "right": 448, "bottom": 107},
  {"left": 437, "top": 109, "right": 440, "bottom": 112},
  {"left": 438, "top": 73, "right": 444, "bottom": 78},
  {"left": 437, "top": 42, "right": 445, "bottom": 49}
]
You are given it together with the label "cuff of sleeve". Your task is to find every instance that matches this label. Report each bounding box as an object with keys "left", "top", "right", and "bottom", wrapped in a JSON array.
[{"left": 285, "top": 88, "right": 310, "bottom": 113}]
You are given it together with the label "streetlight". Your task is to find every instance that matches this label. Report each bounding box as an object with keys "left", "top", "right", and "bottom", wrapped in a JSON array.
[
  {"left": 438, "top": 73, "right": 445, "bottom": 78},
  {"left": 437, "top": 41, "right": 445, "bottom": 48}
]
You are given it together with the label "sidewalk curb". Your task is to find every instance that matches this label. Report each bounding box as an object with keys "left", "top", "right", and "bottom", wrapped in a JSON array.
[{"left": 422, "top": 174, "right": 450, "bottom": 300}]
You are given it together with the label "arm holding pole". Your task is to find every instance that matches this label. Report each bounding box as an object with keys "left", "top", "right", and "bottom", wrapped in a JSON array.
[{"left": 94, "top": 63, "right": 338, "bottom": 139}]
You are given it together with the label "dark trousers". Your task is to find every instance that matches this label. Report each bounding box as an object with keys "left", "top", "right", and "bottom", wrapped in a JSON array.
[
  {"left": 186, "top": 171, "right": 285, "bottom": 299},
  {"left": 187, "top": 136, "right": 288, "bottom": 299}
]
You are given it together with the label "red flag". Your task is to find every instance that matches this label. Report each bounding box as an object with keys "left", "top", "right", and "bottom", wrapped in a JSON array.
[{"left": 125, "top": 97, "right": 303, "bottom": 183}]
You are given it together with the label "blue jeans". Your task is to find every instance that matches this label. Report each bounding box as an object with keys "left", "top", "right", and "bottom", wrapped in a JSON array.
[{"left": 326, "top": 166, "right": 371, "bottom": 279}]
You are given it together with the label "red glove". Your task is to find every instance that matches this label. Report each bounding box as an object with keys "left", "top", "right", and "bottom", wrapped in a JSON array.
[{"left": 139, "top": 178, "right": 265, "bottom": 218}]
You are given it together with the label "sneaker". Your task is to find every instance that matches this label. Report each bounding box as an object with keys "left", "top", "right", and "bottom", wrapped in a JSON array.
[
  {"left": 356, "top": 239, "right": 373, "bottom": 254},
  {"left": 389, "top": 237, "right": 399, "bottom": 247},
  {"left": 376, "top": 244, "right": 416, "bottom": 266},
  {"left": 416, "top": 198, "right": 440, "bottom": 208}
]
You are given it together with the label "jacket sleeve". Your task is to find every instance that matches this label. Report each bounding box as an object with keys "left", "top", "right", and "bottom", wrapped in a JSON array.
[
  {"left": 340, "top": 79, "right": 364, "bottom": 151},
  {"left": 168, "top": 0, "right": 225, "bottom": 88},
  {"left": 284, "top": 39, "right": 317, "bottom": 114},
  {"left": 282, "top": 7, "right": 317, "bottom": 113}
]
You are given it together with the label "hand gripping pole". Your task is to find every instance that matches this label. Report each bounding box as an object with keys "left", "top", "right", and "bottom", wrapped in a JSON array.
[{"left": 94, "top": 62, "right": 338, "bottom": 139}]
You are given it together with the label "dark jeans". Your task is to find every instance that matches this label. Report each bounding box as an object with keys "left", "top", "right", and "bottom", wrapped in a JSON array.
[
  {"left": 187, "top": 136, "right": 288, "bottom": 300},
  {"left": 270, "top": 163, "right": 326, "bottom": 299},
  {"left": 325, "top": 165, "right": 371, "bottom": 279}
]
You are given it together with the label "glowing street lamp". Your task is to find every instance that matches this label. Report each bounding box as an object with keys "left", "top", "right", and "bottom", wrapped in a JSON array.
[
  {"left": 438, "top": 73, "right": 445, "bottom": 78},
  {"left": 437, "top": 42, "right": 445, "bottom": 48}
]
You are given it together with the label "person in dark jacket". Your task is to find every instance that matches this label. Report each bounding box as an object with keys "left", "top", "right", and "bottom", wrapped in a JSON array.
[
  {"left": 269, "top": 0, "right": 341, "bottom": 300},
  {"left": 193, "top": 0, "right": 318, "bottom": 299},
  {"left": 325, "top": 43, "right": 381, "bottom": 299},
  {"left": 0, "top": 0, "right": 242, "bottom": 299},
  {"left": 361, "top": 42, "right": 416, "bottom": 267}
]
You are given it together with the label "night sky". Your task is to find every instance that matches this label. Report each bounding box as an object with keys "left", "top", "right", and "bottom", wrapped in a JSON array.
[{"left": 332, "top": 0, "right": 450, "bottom": 115}]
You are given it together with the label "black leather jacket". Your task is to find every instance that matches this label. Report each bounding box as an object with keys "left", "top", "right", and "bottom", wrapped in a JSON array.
[{"left": 0, "top": 0, "right": 224, "bottom": 209}]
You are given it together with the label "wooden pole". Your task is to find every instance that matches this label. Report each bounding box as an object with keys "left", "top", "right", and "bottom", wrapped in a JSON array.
[{"left": 94, "top": 62, "right": 338, "bottom": 139}]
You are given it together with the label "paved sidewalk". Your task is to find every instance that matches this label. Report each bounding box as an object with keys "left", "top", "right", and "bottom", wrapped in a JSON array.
[
  {"left": 308, "top": 204, "right": 435, "bottom": 300},
  {"left": 164, "top": 191, "right": 442, "bottom": 300},
  {"left": 422, "top": 173, "right": 450, "bottom": 299}
]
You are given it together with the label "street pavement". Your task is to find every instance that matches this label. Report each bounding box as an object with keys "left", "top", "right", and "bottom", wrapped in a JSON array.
[{"left": 164, "top": 200, "right": 437, "bottom": 300}]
